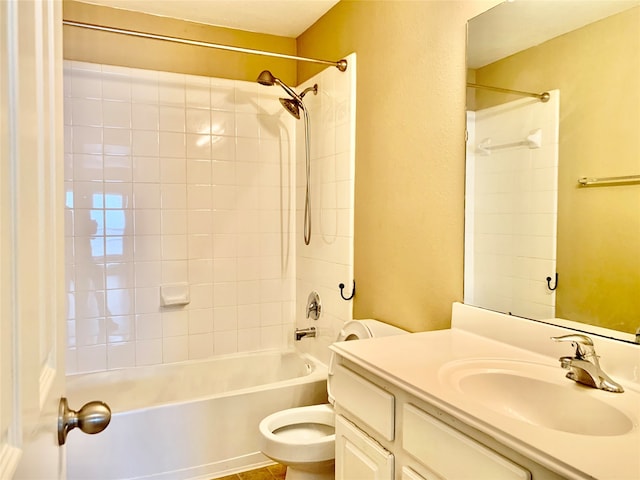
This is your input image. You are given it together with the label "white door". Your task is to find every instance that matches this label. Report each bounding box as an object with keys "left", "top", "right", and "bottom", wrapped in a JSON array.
[
  {"left": 1, "top": 0, "right": 66, "bottom": 478},
  {"left": 335, "top": 415, "right": 394, "bottom": 480}
]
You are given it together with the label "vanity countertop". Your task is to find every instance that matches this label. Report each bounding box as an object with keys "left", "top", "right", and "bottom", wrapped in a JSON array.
[{"left": 330, "top": 326, "right": 640, "bottom": 480}]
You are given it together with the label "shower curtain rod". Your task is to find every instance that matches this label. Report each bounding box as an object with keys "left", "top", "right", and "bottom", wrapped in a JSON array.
[
  {"left": 467, "top": 83, "right": 550, "bottom": 102},
  {"left": 62, "top": 20, "right": 348, "bottom": 72}
]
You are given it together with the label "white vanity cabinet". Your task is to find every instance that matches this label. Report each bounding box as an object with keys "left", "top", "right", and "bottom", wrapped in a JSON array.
[
  {"left": 331, "top": 361, "right": 396, "bottom": 480},
  {"left": 331, "top": 356, "right": 565, "bottom": 480},
  {"left": 335, "top": 414, "right": 394, "bottom": 479}
]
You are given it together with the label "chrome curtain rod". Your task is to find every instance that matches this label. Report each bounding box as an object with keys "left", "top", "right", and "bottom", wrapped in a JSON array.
[
  {"left": 467, "top": 83, "right": 549, "bottom": 102},
  {"left": 63, "top": 20, "right": 348, "bottom": 72}
]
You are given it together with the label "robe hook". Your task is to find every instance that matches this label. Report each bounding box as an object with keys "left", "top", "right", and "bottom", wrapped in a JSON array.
[
  {"left": 339, "top": 280, "right": 355, "bottom": 301},
  {"left": 546, "top": 273, "right": 558, "bottom": 291}
]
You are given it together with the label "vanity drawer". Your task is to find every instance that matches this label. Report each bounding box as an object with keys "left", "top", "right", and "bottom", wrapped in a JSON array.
[
  {"left": 402, "top": 404, "right": 530, "bottom": 479},
  {"left": 331, "top": 363, "right": 395, "bottom": 441}
]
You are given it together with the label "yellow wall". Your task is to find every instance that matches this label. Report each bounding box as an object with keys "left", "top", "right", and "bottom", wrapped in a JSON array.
[
  {"left": 472, "top": 7, "right": 640, "bottom": 333},
  {"left": 63, "top": 0, "right": 297, "bottom": 85},
  {"left": 297, "top": 0, "right": 499, "bottom": 332}
]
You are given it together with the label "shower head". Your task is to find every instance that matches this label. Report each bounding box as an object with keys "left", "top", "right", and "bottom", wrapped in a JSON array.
[
  {"left": 284, "top": 85, "right": 317, "bottom": 119},
  {"left": 279, "top": 98, "right": 301, "bottom": 119},
  {"left": 257, "top": 70, "right": 276, "bottom": 86},
  {"left": 256, "top": 70, "right": 301, "bottom": 101},
  {"left": 257, "top": 70, "right": 317, "bottom": 120}
]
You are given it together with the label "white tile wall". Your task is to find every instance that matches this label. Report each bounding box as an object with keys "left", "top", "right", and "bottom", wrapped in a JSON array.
[
  {"left": 294, "top": 53, "right": 357, "bottom": 365},
  {"left": 465, "top": 90, "right": 559, "bottom": 320},
  {"left": 65, "top": 61, "right": 303, "bottom": 373},
  {"left": 65, "top": 59, "right": 357, "bottom": 373}
]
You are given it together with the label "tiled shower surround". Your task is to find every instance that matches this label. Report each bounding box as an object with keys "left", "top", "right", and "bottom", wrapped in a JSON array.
[
  {"left": 64, "top": 58, "right": 355, "bottom": 374},
  {"left": 465, "top": 91, "right": 559, "bottom": 320}
]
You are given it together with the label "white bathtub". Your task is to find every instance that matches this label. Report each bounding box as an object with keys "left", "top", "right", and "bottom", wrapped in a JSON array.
[{"left": 65, "top": 350, "right": 328, "bottom": 480}]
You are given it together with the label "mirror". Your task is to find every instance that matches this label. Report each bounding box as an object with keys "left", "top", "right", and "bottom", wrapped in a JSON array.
[{"left": 465, "top": 0, "right": 640, "bottom": 342}]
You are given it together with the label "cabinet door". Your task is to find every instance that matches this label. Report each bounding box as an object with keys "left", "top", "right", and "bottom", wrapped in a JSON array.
[
  {"left": 401, "top": 466, "right": 428, "bottom": 480},
  {"left": 336, "top": 414, "right": 394, "bottom": 480}
]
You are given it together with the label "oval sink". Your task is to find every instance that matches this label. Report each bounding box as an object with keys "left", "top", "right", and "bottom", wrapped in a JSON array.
[{"left": 440, "top": 359, "right": 634, "bottom": 436}]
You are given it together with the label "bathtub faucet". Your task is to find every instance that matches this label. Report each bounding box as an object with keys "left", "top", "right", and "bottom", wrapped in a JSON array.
[{"left": 295, "top": 327, "right": 317, "bottom": 341}]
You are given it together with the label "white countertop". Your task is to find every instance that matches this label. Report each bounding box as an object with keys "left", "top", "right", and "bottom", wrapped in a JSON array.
[{"left": 330, "top": 324, "right": 640, "bottom": 479}]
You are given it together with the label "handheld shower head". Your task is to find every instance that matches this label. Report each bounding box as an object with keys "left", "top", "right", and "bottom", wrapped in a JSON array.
[
  {"left": 279, "top": 98, "right": 301, "bottom": 119},
  {"left": 257, "top": 69, "right": 316, "bottom": 246}
]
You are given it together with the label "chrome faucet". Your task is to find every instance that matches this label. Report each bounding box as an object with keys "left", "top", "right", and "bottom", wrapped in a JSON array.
[
  {"left": 295, "top": 326, "right": 316, "bottom": 341},
  {"left": 551, "top": 334, "right": 624, "bottom": 393},
  {"left": 306, "top": 291, "right": 321, "bottom": 320}
]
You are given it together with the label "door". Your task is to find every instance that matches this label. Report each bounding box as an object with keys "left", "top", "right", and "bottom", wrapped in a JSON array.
[
  {"left": 335, "top": 415, "right": 394, "bottom": 480},
  {"left": 1, "top": 0, "right": 66, "bottom": 478}
]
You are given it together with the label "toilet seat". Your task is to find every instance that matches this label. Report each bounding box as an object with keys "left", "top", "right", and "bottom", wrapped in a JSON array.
[{"left": 259, "top": 404, "right": 335, "bottom": 464}]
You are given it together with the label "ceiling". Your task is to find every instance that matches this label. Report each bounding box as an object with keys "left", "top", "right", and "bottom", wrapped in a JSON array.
[
  {"left": 80, "top": 0, "right": 640, "bottom": 63},
  {"left": 81, "top": 0, "right": 340, "bottom": 38},
  {"left": 468, "top": 0, "right": 640, "bottom": 68}
]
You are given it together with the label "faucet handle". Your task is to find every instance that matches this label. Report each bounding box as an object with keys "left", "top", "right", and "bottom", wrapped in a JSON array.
[
  {"left": 551, "top": 334, "right": 596, "bottom": 360},
  {"left": 551, "top": 333, "right": 593, "bottom": 345},
  {"left": 306, "top": 291, "right": 321, "bottom": 320}
]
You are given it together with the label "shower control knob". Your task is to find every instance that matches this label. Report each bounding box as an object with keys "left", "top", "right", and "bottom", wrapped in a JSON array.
[
  {"left": 58, "top": 397, "right": 111, "bottom": 445},
  {"left": 306, "top": 291, "right": 322, "bottom": 320}
]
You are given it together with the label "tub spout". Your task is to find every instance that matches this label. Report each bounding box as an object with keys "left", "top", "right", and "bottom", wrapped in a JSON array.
[{"left": 295, "top": 327, "right": 316, "bottom": 341}]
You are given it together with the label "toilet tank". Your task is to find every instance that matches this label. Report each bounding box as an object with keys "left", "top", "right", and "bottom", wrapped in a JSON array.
[
  {"left": 337, "top": 319, "right": 407, "bottom": 342},
  {"left": 328, "top": 319, "right": 408, "bottom": 405}
]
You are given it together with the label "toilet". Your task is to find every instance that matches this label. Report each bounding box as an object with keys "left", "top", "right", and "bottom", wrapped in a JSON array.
[{"left": 258, "top": 319, "right": 407, "bottom": 480}]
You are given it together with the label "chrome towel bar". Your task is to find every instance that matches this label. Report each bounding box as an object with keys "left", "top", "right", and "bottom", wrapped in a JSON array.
[{"left": 578, "top": 175, "right": 640, "bottom": 186}]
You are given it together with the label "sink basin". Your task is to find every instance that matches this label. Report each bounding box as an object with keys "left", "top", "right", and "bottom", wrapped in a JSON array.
[{"left": 440, "top": 359, "right": 634, "bottom": 436}]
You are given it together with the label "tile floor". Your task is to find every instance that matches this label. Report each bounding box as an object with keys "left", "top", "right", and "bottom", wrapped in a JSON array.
[{"left": 215, "top": 463, "right": 286, "bottom": 480}]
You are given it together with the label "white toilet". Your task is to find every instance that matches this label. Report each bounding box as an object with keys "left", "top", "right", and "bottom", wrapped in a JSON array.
[{"left": 258, "top": 319, "right": 407, "bottom": 480}]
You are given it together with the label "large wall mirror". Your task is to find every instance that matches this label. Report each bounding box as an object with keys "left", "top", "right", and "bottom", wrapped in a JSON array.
[{"left": 465, "top": 0, "right": 640, "bottom": 342}]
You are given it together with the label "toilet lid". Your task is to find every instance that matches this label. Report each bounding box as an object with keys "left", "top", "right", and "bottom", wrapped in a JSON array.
[
  {"left": 335, "top": 320, "right": 374, "bottom": 342},
  {"left": 328, "top": 320, "right": 407, "bottom": 405}
]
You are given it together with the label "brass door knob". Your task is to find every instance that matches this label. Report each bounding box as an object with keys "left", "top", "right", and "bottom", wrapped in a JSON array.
[{"left": 58, "top": 397, "right": 111, "bottom": 445}]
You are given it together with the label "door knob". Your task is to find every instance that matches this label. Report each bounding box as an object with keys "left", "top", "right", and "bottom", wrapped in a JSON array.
[{"left": 58, "top": 397, "right": 111, "bottom": 445}]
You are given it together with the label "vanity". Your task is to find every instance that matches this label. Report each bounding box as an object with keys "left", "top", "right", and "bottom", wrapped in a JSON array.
[
  {"left": 329, "top": 304, "right": 640, "bottom": 479},
  {"left": 328, "top": 2, "right": 640, "bottom": 476}
]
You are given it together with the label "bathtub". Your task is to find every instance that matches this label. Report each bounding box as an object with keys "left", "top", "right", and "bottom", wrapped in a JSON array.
[{"left": 65, "top": 350, "right": 328, "bottom": 480}]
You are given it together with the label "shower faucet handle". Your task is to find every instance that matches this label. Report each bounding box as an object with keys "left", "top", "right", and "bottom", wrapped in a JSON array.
[{"left": 306, "top": 291, "right": 321, "bottom": 320}]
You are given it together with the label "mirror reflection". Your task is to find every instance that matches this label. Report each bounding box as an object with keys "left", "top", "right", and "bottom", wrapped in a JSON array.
[{"left": 465, "top": 0, "right": 640, "bottom": 338}]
